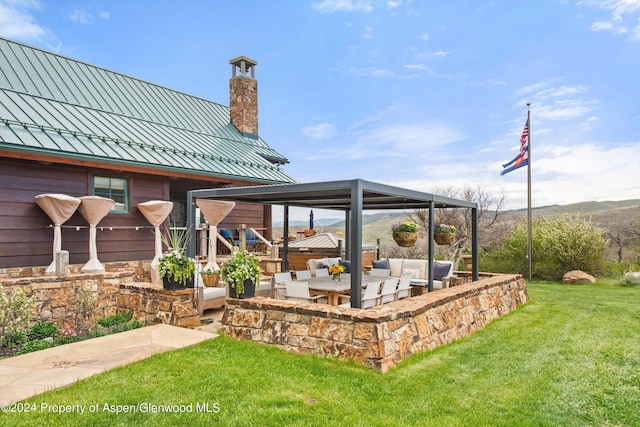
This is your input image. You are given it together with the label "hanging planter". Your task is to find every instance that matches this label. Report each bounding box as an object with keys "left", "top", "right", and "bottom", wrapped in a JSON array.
[
  {"left": 393, "top": 231, "right": 419, "bottom": 247},
  {"left": 391, "top": 221, "right": 419, "bottom": 247},
  {"left": 434, "top": 224, "right": 457, "bottom": 245}
]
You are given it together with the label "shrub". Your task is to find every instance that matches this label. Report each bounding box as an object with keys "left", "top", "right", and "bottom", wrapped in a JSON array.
[
  {"left": 501, "top": 215, "right": 608, "bottom": 281},
  {"left": 29, "top": 321, "right": 59, "bottom": 340},
  {"left": 620, "top": 274, "right": 640, "bottom": 287},
  {"left": 73, "top": 284, "right": 98, "bottom": 335},
  {"left": 97, "top": 311, "right": 132, "bottom": 328},
  {"left": 0, "top": 286, "right": 35, "bottom": 347},
  {"left": 127, "top": 320, "right": 144, "bottom": 330},
  {"left": 18, "top": 339, "right": 53, "bottom": 354}
]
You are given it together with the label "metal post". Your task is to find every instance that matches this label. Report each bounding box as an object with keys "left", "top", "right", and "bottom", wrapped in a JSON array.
[
  {"left": 283, "top": 206, "right": 289, "bottom": 271},
  {"left": 350, "top": 180, "right": 363, "bottom": 308},
  {"left": 472, "top": 206, "right": 479, "bottom": 281},
  {"left": 428, "top": 202, "right": 434, "bottom": 293}
]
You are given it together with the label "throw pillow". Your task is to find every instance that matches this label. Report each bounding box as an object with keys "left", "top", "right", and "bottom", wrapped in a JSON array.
[
  {"left": 339, "top": 259, "right": 351, "bottom": 273},
  {"left": 372, "top": 259, "right": 390, "bottom": 270},
  {"left": 433, "top": 262, "right": 451, "bottom": 281},
  {"left": 402, "top": 268, "right": 421, "bottom": 279}
]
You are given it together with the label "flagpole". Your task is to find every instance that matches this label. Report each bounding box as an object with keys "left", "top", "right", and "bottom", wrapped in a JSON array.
[{"left": 526, "top": 102, "right": 532, "bottom": 283}]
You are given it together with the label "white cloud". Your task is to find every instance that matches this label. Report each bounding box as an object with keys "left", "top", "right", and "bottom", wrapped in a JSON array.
[
  {"left": 312, "top": 0, "right": 374, "bottom": 13},
  {"left": 98, "top": 11, "right": 110, "bottom": 20},
  {"left": 417, "top": 33, "right": 430, "bottom": 41},
  {"left": 591, "top": 19, "right": 628, "bottom": 34},
  {"left": 396, "top": 141, "right": 640, "bottom": 210},
  {"left": 302, "top": 123, "right": 337, "bottom": 140},
  {"left": 70, "top": 9, "right": 91, "bottom": 24},
  {"left": 0, "top": 0, "right": 45, "bottom": 41},
  {"left": 583, "top": 0, "right": 640, "bottom": 39},
  {"left": 516, "top": 82, "right": 597, "bottom": 122}
]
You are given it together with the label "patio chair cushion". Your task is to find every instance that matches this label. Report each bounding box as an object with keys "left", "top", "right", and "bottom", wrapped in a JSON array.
[
  {"left": 402, "top": 268, "right": 421, "bottom": 279},
  {"left": 434, "top": 261, "right": 452, "bottom": 281},
  {"left": 387, "top": 258, "right": 404, "bottom": 277},
  {"left": 372, "top": 259, "right": 390, "bottom": 270},
  {"left": 339, "top": 259, "right": 351, "bottom": 273},
  {"left": 402, "top": 259, "right": 427, "bottom": 279}
]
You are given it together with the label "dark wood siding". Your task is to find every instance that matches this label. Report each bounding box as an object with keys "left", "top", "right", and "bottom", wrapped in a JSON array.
[{"left": 0, "top": 158, "right": 273, "bottom": 268}]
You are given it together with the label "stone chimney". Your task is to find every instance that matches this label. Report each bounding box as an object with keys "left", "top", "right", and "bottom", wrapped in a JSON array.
[{"left": 229, "top": 56, "right": 258, "bottom": 139}]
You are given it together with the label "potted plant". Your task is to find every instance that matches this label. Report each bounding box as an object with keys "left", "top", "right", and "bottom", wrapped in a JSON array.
[
  {"left": 220, "top": 248, "right": 261, "bottom": 298},
  {"left": 434, "top": 224, "right": 457, "bottom": 245},
  {"left": 158, "top": 226, "right": 195, "bottom": 290},
  {"left": 200, "top": 268, "right": 221, "bottom": 287},
  {"left": 391, "top": 221, "right": 419, "bottom": 247}
]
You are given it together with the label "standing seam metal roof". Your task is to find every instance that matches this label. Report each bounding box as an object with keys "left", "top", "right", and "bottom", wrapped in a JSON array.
[{"left": 0, "top": 37, "right": 295, "bottom": 184}]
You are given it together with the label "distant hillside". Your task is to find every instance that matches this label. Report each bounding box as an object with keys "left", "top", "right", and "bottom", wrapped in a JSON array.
[
  {"left": 272, "top": 199, "right": 640, "bottom": 249},
  {"left": 505, "top": 199, "right": 640, "bottom": 219}
]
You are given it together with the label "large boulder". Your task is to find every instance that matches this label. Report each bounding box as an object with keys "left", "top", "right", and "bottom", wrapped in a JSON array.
[{"left": 562, "top": 270, "right": 596, "bottom": 284}]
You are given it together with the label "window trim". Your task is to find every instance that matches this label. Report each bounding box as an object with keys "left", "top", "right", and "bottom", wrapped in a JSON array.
[{"left": 92, "top": 175, "right": 129, "bottom": 213}]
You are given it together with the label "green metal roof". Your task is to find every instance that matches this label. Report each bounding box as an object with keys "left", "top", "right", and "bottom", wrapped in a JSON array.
[{"left": 0, "top": 37, "right": 296, "bottom": 184}]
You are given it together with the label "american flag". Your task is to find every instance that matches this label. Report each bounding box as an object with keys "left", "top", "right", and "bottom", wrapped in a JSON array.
[{"left": 501, "top": 120, "right": 529, "bottom": 176}]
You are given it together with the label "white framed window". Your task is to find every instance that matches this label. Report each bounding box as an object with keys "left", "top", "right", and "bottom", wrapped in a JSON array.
[{"left": 93, "top": 176, "right": 128, "bottom": 213}]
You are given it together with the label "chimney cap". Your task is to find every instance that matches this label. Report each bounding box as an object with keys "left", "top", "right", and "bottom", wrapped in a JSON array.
[{"left": 229, "top": 56, "right": 257, "bottom": 67}]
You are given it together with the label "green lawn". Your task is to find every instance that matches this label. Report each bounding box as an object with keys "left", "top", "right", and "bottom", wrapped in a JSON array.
[{"left": 2, "top": 282, "right": 639, "bottom": 426}]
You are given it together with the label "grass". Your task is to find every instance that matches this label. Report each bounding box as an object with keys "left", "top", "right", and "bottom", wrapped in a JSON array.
[{"left": 2, "top": 282, "right": 639, "bottom": 426}]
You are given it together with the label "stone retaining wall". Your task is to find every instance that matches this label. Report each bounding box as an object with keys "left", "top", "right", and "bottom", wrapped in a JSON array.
[
  {"left": 222, "top": 274, "right": 528, "bottom": 372},
  {"left": 0, "top": 261, "right": 199, "bottom": 328}
]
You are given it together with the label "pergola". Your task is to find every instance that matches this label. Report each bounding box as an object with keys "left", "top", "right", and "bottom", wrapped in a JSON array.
[{"left": 186, "top": 179, "right": 479, "bottom": 308}]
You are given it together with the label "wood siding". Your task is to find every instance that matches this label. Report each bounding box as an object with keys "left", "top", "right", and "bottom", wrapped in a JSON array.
[{"left": 0, "top": 158, "right": 271, "bottom": 268}]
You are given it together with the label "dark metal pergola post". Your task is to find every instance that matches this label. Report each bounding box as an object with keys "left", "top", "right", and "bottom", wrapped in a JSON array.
[
  {"left": 283, "top": 206, "right": 289, "bottom": 271},
  {"left": 428, "top": 202, "right": 434, "bottom": 293},
  {"left": 349, "top": 180, "right": 363, "bottom": 308},
  {"left": 472, "top": 206, "right": 479, "bottom": 281}
]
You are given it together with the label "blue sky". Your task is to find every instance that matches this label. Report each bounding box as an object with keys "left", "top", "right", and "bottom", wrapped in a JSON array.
[{"left": 1, "top": 0, "right": 639, "bottom": 222}]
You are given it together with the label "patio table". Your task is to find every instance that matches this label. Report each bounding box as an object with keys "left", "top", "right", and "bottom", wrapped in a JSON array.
[{"left": 306, "top": 274, "right": 383, "bottom": 306}]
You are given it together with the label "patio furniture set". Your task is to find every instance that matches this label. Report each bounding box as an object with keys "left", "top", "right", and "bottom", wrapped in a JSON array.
[{"left": 271, "top": 257, "right": 456, "bottom": 308}]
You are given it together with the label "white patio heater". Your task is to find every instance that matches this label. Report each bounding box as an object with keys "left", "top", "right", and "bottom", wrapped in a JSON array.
[
  {"left": 34, "top": 193, "right": 82, "bottom": 275},
  {"left": 137, "top": 200, "right": 174, "bottom": 285},
  {"left": 78, "top": 196, "right": 115, "bottom": 273},
  {"left": 195, "top": 199, "right": 236, "bottom": 271}
]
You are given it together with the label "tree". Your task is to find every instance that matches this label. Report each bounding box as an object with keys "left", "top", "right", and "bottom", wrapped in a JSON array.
[{"left": 409, "top": 185, "right": 509, "bottom": 268}]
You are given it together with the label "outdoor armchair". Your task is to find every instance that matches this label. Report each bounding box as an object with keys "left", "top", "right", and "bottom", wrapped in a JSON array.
[
  {"left": 380, "top": 277, "right": 399, "bottom": 304},
  {"left": 284, "top": 281, "right": 328, "bottom": 304}
]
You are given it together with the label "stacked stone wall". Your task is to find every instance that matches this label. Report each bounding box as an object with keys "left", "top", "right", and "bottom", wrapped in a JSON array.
[
  {"left": 0, "top": 260, "right": 199, "bottom": 328},
  {"left": 222, "top": 274, "right": 528, "bottom": 372}
]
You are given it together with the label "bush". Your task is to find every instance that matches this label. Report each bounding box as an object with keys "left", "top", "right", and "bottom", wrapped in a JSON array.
[
  {"left": 620, "top": 274, "right": 640, "bottom": 287},
  {"left": 18, "top": 339, "right": 53, "bottom": 355},
  {"left": 97, "top": 311, "right": 132, "bottom": 328},
  {"left": 29, "top": 321, "right": 59, "bottom": 340},
  {"left": 500, "top": 215, "right": 608, "bottom": 281},
  {"left": 0, "top": 286, "right": 35, "bottom": 347},
  {"left": 127, "top": 320, "right": 144, "bottom": 330}
]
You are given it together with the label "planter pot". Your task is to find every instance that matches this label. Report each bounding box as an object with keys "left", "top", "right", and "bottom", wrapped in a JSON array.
[
  {"left": 434, "top": 232, "right": 455, "bottom": 245},
  {"left": 393, "top": 231, "right": 418, "bottom": 247},
  {"left": 162, "top": 276, "right": 194, "bottom": 290},
  {"left": 228, "top": 279, "right": 256, "bottom": 299},
  {"left": 201, "top": 274, "right": 220, "bottom": 287}
]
